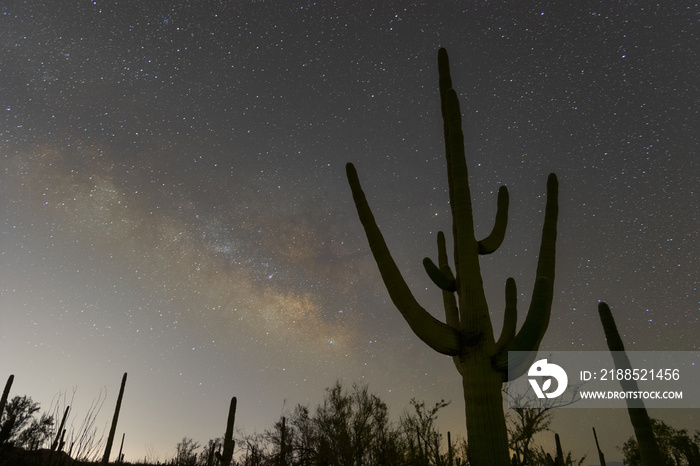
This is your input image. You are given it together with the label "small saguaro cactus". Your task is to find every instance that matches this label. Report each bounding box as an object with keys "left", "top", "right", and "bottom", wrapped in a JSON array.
[
  {"left": 117, "top": 433, "right": 125, "bottom": 464},
  {"left": 447, "top": 431, "right": 454, "bottom": 466},
  {"left": 597, "top": 302, "right": 664, "bottom": 466},
  {"left": 592, "top": 427, "right": 607, "bottom": 466},
  {"left": 102, "top": 372, "right": 127, "bottom": 465},
  {"left": 215, "top": 396, "right": 237, "bottom": 466},
  {"left": 0, "top": 375, "right": 13, "bottom": 418},
  {"left": 346, "top": 48, "right": 559, "bottom": 466},
  {"left": 51, "top": 406, "right": 70, "bottom": 452},
  {"left": 554, "top": 433, "right": 564, "bottom": 466},
  {"left": 48, "top": 405, "right": 70, "bottom": 465},
  {"left": 279, "top": 415, "right": 286, "bottom": 466}
]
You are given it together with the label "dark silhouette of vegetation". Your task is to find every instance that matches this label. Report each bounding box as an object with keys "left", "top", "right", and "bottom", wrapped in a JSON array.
[
  {"left": 63, "top": 386, "right": 109, "bottom": 462},
  {"left": 346, "top": 47, "right": 559, "bottom": 465},
  {"left": 621, "top": 418, "right": 700, "bottom": 466},
  {"left": 182, "top": 381, "right": 467, "bottom": 466},
  {"left": 598, "top": 302, "right": 665, "bottom": 465},
  {"left": 504, "top": 381, "right": 580, "bottom": 466},
  {"left": 264, "top": 381, "right": 466, "bottom": 466},
  {"left": 3, "top": 375, "right": 698, "bottom": 466},
  {"left": 0, "top": 395, "right": 55, "bottom": 450},
  {"left": 175, "top": 437, "right": 201, "bottom": 466},
  {"left": 0, "top": 382, "right": 111, "bottom": 465},
  {"left": 530, "top": 433, "right": 585, "bottom": 466},
  {"left": 401, "top": 398, "right": 451, "bottom": 466}
]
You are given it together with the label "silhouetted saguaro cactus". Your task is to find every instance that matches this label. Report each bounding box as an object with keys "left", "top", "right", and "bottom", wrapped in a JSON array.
[
  {"left": 207, "top": 441, "right": 217, "bottom": 466},
  {"left": 216, "top": 396, "right": 237, "bottom": 466},
  {"left": 597, "top": 302, "right": 664, "bottom": 466},
  {"left": 102, "top": 372, "right": 127, "bottom": 465},
  {"left": 592, "top": 427, "right": 606, "bottom": 466},
  {"left": 447, "top": 431, "right": 453, "bottom": 466},
  {"left": 117, "top": 433, "right": 125, "bottom": 464},
  {"left": 58, "top": 429, "right": 66, "bottom": 452},
  {"left": 554, "top": 433, "right": 564, "bottom": 466},
  {"left": 0, "top": 375, "right": 13, "bottom": 418},
  {"left": 279, "top": 416, "right": 286, "bottom": 466},
  {"left": 48, "top": 405, "right": 70, "bottom": 465},
  {"left": 51, "top": 406, "right": 70, "bottom": 452},
  {"left": 346, "top": 48, "right": 558, "bottom": 466}
]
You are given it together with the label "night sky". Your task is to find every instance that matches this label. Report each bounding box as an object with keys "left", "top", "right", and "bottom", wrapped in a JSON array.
[{"left": 1, "top": 1, "right": 697, "bottom": 463}]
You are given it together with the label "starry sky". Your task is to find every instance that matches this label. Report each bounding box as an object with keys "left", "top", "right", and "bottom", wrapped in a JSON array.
[{"left": 1, "top": 0, "right": 698, "bottom": 463}]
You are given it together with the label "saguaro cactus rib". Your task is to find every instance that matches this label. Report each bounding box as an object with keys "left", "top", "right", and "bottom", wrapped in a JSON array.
[{"left": 347, "top": 48, "right": 558, "bottom": 466}]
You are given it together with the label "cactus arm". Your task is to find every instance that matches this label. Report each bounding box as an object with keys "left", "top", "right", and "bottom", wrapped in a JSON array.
[
  {"left": 510, "top": 277, "right": 552, "bottom": 351},
  {"left": 422, "top": 257, "right": 456, "bottom": 292},
  {"left": 493, "top": 173, "right": 558, "bottom": 377},
  {"left": 423, "top": 232, "right": 457, "bottom": 293},
  {"left": 495, "top": 277, "right": 517, "bottom": 351},
  {"left": 434, "top": 230, "right": 462, "bottom": 373},
  {"left": 493, "top": 277, "right": 551, "bottom": 379},
  {"left": 478, "top": 186, "right": 510, "bottom": 255},
  {"left": 346, "top": 163, "right": 461, "bottom": 355},
  {"left": 597, "top": 302, "right": 664, "bottom": 466},
  {"left": 435, "top": 231, "right": 460, "bottom": 330},
  {"left": 514, "top": 173, "right": 559, "bottom": 354}
]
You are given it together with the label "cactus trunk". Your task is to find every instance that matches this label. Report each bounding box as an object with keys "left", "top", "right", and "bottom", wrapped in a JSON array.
[
  {"left": 346, "top": 48, "right": 558, "bottom": 466},
  {"left": 460, "top": 352, "right": 510, "bottom": 465}
]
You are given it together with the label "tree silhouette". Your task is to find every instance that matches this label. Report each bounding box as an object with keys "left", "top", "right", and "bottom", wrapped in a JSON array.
[
  {"left": 622, "top": 418, "right": 700, "bottom": 466},
  {"left": 0, "top": 395, "right": 54, "bottom": 449}
]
